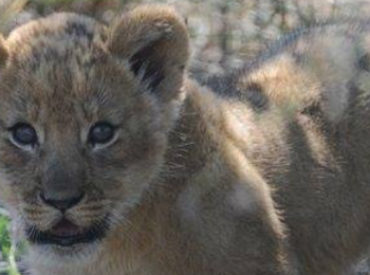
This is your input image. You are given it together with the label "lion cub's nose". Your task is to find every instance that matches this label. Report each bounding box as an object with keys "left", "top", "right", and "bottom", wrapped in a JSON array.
[{"left": 40, "top": 192, "right": 84, "bottom": 212}]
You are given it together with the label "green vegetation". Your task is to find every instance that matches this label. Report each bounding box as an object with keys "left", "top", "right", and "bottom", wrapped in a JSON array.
[
  {"left": 0, "top": 215, "right": 11, "bottom": 262},
  {"left": 0, "top": 214, "right": 20, "bottom": 275}
]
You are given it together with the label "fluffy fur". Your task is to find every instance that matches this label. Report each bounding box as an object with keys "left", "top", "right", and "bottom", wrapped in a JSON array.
[{"left": 0, "top": 5, "right": 370, "bottom": 275}]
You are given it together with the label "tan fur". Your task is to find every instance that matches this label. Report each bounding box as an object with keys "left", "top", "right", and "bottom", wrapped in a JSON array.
[
  {"left": 1, "top": 5, "right": 370, "bottom": 275},
  {"left": 0, "top": 34, "right": 7, "bottom": 66},
  {"left": 108, "top": 5, "right": 189, "bottom": 102}
]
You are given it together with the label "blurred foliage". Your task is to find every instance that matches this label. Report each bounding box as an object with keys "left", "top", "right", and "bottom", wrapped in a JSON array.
[
  {"left": 0, "top": 215, "right": 11, "bottom": 260},
  {"left": 0, "top": 214, "right": 20, "bottom": 275}
]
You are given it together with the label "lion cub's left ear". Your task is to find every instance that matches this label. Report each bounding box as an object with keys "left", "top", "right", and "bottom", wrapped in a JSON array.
[{"left": 108, "top": 5, "right": 189, "bottom": 100}]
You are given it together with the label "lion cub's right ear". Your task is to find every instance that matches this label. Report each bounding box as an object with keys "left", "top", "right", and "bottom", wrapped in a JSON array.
[
  {"left": 107, "top": 5, "right": 190, "bottom": 101},
  {"left": 0, "top": 35, "right": 8, "bottom": 67}
]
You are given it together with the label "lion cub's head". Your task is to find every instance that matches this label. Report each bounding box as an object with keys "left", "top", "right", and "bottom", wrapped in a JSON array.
[{"left": 0, "top": 5, "right": 189, "bottom": 260}]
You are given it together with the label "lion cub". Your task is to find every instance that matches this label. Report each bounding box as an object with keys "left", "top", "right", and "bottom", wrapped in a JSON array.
[{"left": 0, "top": 4, "right": 370, "bottom": 275}]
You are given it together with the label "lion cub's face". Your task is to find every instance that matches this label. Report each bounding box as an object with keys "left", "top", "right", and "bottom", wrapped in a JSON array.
[{"left": 0, "top": 7, "right": 188, "bottom": 260}]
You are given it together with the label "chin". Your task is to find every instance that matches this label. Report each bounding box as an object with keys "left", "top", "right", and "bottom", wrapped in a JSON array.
[
  {"left": 29, "top": 239, "right": 103, "bottom": 268},
  {"left": 25, "top": 216, "right": 110, "bottom": 266}
]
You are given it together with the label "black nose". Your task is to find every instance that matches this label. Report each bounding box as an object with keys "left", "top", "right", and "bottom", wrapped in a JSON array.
[{"left": 40, "top": 192, "right": 84, "bottom": 211}]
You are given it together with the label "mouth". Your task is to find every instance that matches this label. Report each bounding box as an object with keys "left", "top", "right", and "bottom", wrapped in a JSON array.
[{"left": 26, "top": 217, "right": 108, "bottom": 247}]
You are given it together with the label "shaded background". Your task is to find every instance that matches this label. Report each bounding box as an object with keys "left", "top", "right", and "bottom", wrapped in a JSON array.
[{"left": 1, "top": 0, "right": 370, "bottom": 274}]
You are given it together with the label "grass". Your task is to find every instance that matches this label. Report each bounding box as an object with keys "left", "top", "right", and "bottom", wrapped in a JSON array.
[{"left": 0, "top": 214, "right": 20, "bottom": 275}]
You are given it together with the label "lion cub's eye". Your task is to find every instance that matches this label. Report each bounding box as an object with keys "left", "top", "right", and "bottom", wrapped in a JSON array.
[
  {"left": 88, "top": 122, "right": 115, "bottom": 146},
  {"left": 9, "top": 123, "right": 38, "bottom": 147}
]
